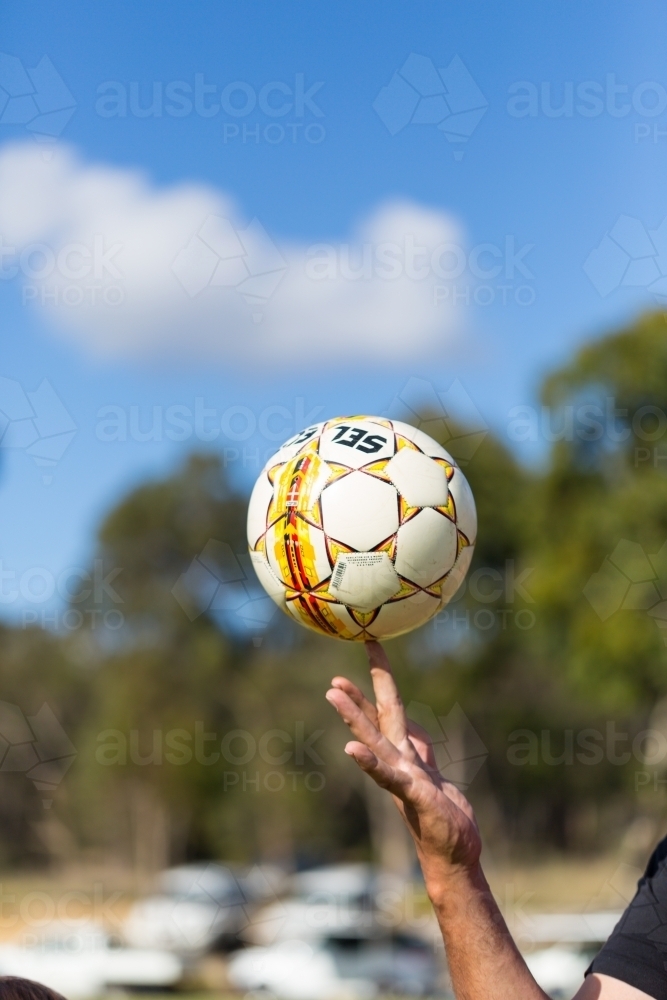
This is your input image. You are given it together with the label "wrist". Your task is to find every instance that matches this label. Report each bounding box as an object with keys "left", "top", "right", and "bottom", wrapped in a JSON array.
[{"left": 418, "top": 856, "right": 487, "bottom": 910}]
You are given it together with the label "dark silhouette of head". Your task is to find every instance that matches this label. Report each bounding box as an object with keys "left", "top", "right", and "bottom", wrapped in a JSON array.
[{"left": 0, "top": 980, "right": 67, "bottom": 1000}]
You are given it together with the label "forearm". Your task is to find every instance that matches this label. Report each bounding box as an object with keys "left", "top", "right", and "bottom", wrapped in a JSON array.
[
  {"left": 421, "top": 858, "right": 549, "bottom": 1000},
  {"left": 326, "top": 654, "right": 554, "bottom": 999}
]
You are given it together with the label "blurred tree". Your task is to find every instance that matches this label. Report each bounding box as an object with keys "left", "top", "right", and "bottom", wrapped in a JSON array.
[
  {"left": 534, "top": 310, "right": 667, "bottom": 708},
  {"left": 0, "top": 624, "right": 90, "bottom": 867},
  {"left": 491, "top": 310, "right": 667, "bottom": 848},
  {"left": 4, "top": 313, "right": 667, "bottom": 870},
  {"left": 67, "top": 454, "right": 371, "bottom": 870}
]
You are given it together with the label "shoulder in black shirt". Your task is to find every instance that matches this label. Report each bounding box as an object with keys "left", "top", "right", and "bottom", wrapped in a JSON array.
[{"left": 588, "top": 834, "right": 667, "bottom": 999}]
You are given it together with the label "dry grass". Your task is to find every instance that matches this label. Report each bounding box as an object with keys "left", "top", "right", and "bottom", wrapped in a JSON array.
[{"left": 484, "top": 854, "right": 640, "bottom": 912}]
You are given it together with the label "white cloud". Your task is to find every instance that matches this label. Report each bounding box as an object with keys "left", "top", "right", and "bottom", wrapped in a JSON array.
[{"left": 0, "top": 142, "right": 463, "bottom": 367}]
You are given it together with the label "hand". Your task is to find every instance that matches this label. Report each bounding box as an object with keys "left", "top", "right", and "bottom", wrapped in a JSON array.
[{"left": 325, "top": 640, "right": 482, "bottom": 888}]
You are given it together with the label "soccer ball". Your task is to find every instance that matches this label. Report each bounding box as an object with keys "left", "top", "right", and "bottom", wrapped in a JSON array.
[{"left": 247, "top": 416, "right": 476, "bottom": 641}]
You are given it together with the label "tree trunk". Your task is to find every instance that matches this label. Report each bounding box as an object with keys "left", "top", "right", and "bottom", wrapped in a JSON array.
[{"left": 363, "top": 778, "right": 415, "bottom": 877}]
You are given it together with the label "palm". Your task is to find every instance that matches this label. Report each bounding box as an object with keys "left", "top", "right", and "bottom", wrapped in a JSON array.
[{"left": 325, "top": 641, "right": 482, "bottom": 873}]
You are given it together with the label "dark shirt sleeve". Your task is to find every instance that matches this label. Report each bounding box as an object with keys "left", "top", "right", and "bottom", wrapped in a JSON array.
[{"left": 587, "top": 835, "right": 667, "bottom": 999}]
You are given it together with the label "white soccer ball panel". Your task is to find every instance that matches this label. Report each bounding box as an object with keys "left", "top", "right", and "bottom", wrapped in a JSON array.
[
  {"left": 386, "top": 448, "right": 449, "bottom": 508},
  {"left": 395, "top": 509, "right": 458, "bottom": 587},
  {"left": 449, "top": 469, "right": 477, "bottom": 543},
  {"left": 320, "top": 472, "right": 399, "bottom": 551},
  {"left": 369, "top": 591, "right": 440, "bottom": 639},
  {"left": 328, "top": 552, "right": 401, "bottom": 611},
  {"left": 324, "top": 602, "right": 365, "bottom": 637},
  {"left": 249, "top": 550, "right": 286, "bottom": 609},
  {"left": 265, "top": 520, "right": 332, "bottom": 589},
  {"left": 440, "top": 545, "right": 474, "bottom": 607},
  {"left": 247, "top": 472, "right": 275, "bottom": 549},
  {"left": 391, "top": 419, "right": 453, "bottom": 461},
  {"left": 319, "top": 419, "right": 395, "bottom": 468}
]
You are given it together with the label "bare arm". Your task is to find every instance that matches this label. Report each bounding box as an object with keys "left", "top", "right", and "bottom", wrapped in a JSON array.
[{"left": 325, "top": 641, "right": 652, "bottom": 1000}]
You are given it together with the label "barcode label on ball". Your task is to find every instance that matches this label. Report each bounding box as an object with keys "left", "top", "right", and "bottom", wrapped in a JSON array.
[
  {"left": 332, "top": 553, "right": 385, "bottom": 590},
  {"left": 346, "top": 554, "right": 385, "bottom": 566}
]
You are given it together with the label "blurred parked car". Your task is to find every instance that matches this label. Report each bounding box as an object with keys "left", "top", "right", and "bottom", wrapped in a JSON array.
[
  {"left": 124, "top": 861, "right": 285, "bottom": 954},
  {"left": 229, "top": 929, "right": 439, "bottom": 999},
  {"left": 230, "top": 863, "right": 439, "bottom": 998},
  {"left": 0, "top": 920, "right": 182, "bottom": 999},
  {"left": 521, "top": 911, "right": 623, "bottom": 999},
  {"left": 290, "top": 863, "right": 377, "bottom": 906}
]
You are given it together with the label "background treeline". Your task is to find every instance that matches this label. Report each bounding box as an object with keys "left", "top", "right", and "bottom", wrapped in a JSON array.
[{"left": 3, "top": 311, "right": 667, "bottom": 873}]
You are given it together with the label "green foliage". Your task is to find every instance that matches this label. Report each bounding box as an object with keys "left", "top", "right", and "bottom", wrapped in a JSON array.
[{"left": 4, "top": 314, "right": 667, "bottom": 866}]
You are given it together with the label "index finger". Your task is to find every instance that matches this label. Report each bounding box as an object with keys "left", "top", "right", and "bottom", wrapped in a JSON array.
[
  {"left": 365, "top": 641, "right": 408, "bottom": 746},
  {"left": 330, "top": 676, "right": 379, "bottom": 727},
  {"left": 325, "top": 687, "right": 401, "bottom": 766}
]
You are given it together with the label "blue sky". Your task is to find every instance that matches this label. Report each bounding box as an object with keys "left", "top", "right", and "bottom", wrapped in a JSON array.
[{"left": 1, "top": 0, "right": 667, "bottom": 625}]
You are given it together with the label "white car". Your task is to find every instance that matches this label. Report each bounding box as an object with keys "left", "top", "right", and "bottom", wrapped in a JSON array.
[
  {"left": 520, "top": 911, "right": 623, "bottom": 999},
  {"left": 228, "top": 931, "right": 439, "bottom": 1000},
  {"left": 229, "top": 863, "right": 440, "bottom": 998},
  {"left": 124, "top": 861, "right": 284, "bottom": 954},
  {"left": 0, "top": 921, "right": 182, "bottom": 999},
  {"left": 524, "top": 946, "right": 592, "bottom": 1000}
]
